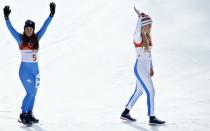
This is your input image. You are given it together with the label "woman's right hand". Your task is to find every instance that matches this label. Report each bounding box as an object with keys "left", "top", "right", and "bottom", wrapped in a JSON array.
[
  {"left": 134, "top": 7, "right": 146, "bottom": 17},
  {"left": 3, "top": 6, "right": 11, "bottom": 20},
  {"left": 134, "top": 6, "right": 141, "bottom": 16}
]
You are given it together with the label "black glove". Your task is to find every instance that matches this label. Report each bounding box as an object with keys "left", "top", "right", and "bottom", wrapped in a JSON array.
[
  {"left": 50, "top": 2, "right": 56, "bottom": 17},
  {"left": 3, "top": 6, "right": 11, "bottom": 20}
]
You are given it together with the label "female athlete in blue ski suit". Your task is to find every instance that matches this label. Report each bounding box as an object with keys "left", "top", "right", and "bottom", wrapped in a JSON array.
[
  {"left": 6, "top": 16, "right": 52, "bottom": 112},
  {"left": 4, "top": 2, "right": 55, "bottom": 125}
]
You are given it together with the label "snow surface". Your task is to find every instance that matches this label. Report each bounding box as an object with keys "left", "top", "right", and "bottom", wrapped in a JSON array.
[{"left": 0, "top": 0, "right": 210, "bottom": 130}]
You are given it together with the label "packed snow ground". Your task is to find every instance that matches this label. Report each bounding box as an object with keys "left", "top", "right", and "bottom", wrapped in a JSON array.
[{"left": 0, "top": 0, "right": 210, "bottom": 130}]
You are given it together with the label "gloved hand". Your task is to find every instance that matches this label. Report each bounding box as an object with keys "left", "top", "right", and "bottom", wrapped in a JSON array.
[
  {"left": 134, "top": 7, "right": 148, "bottom": 18},
  {"left": 3, "top": 6, "right": 11, "bottom": 20},
  {"left": 50, "top": 2, "right": 56, "bottom": 17}
]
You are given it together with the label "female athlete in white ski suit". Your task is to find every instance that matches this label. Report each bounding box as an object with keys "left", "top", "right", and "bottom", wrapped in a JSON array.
[{"left": 126, "top": 13, "right": 155, "bottom": 116}]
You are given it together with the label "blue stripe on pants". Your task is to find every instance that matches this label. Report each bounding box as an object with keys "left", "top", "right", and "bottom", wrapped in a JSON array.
[{"left": 134, "top": 59, "right": 152, "bottom": 116}]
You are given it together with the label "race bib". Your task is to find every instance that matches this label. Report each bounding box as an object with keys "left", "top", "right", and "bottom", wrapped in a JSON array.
[{"left": 21, "top": 50, "right": 38, "bottom": 62}]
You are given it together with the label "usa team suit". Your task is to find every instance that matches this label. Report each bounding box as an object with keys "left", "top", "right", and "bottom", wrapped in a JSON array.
[
  {"left": 6, "top": 16, "right": 52, "bottom": 113},
  {"left": 125, "top": 16, "right": 155, "bottom": 116}
]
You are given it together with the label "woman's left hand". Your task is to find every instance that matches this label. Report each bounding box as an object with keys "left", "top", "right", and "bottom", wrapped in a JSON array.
[
  {"left": 50, "top": 2, "right": 56, "bottom": 17},
  {"left": 150, "top": 68, "right": 154, "bottom": 77}
]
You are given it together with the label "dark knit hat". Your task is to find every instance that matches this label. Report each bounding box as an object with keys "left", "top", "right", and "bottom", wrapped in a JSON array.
[
  {"left": 141, "top": 13, "right": 152, "bottom": 26},
  {"left": 24, "top": 20, "right": 35, "bottom": 29}
]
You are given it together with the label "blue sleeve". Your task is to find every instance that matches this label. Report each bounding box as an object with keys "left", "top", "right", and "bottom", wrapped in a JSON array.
[
  {"left": 36, "top": 16, "right": 53, "bottom": 40},
  {"left": 6, "top": 19, "right": 22, "bottom": 44}
]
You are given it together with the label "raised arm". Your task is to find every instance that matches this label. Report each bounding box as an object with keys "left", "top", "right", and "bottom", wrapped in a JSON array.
[
  {"left": 36, "top": 2, "right": 56, "bottom": 40},
  {"left": 133, "top": 7, "right": 142, "bottom": 44},
  {"left": 36, "top": 16, "right": 53, "bottom": 40},
  {"left": 4, "top": 6, "right": 21, "bottom": 44}
]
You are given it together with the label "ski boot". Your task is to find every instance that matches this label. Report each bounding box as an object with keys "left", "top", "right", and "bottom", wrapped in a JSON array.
[
  {"left": 28, "top": 111, "right": 39, "bottom": 123},
  {"left": 149, "top": 116, "right": 165, "bottom": 125},
  {"left": 120, "top": 108, "right": 136, "bottom": 122},
  {"left": 18, "top": 113, "right": 32, "bottom": 126}
]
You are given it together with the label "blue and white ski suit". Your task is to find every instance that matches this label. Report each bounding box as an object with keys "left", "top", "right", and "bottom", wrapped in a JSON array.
[
  {"left": 6, "top": 16, "right": 52, "bottom": 113},
  {"left": 125, "top": 16, "right": 155, "bottom": 116}
]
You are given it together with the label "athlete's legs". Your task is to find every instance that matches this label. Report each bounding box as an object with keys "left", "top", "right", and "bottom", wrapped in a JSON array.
[
  {"left": 19, "top": 63, "right": 37, "bottom": 113},
  {"left": 134, "top": 59, "right": 155, "bottom": 116}
]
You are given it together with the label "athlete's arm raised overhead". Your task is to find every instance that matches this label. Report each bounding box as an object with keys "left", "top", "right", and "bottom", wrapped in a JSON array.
[
  {"left": 36, "top": 2, "right": 56, "bottom": 40},
  {"left": 4, "top": 6, "right": 21, "bottom": 44},
  {"left": 133, "top": 7, "right": 142, "bottom": 44}
]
